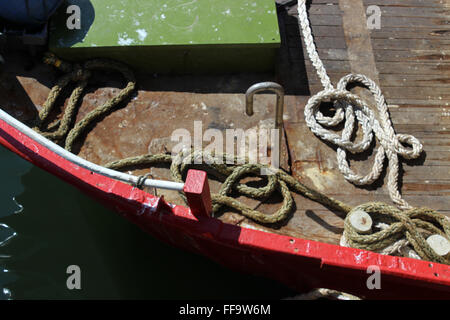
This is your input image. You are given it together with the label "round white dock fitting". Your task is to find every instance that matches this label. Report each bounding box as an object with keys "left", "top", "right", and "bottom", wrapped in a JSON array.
[
  {"left": 349, "top": 210, "right": 373, "bottom": 234},
  {"left": 426, "top": 234, "right": 450, "bottom": 258}
]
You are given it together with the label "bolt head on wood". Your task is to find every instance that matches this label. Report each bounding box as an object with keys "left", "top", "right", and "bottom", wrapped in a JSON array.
[
  {"left": 349, "top": 210, "right": 373, "bottom": 234},
  {"left": 426, "top": 234, "right": 450, "bottom": 257}
]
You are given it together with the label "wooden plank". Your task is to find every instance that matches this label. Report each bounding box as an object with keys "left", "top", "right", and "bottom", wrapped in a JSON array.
[
  {"left": 380, "top": 87, "right": 450, "bottom": 100},
  {"left": 339, "top": 0, "right": 380, "bottom": 86},
  {"left": 297, "top": 49, "right": 449, "bottom": 65},
  {"left": 302, "top": 86, "right": 450, "bottom": 103},
  {"left": 362, "top": 0, "right": 450, "bottom": 8},
  {"left": 286, "top": 24, "right": 345, "bottom": 38},
  {"left": 372, "top": 38, "right": 450, "bottom": 50},
  {"left": 288, "top": 24, "right": 450, "bottom": 40},
  {"left": 288, "top": 36, "right": 347, "bottom": 49},
  {"left": 384, "top": 99, "right": 450, "bottom": 106},
  {"left": 300, "top": 60, "right": 450, "bottom": 76},
  {"left": 307, "top": 4, "right": 449, "bottom": 18},
  {"left": 288, "top": 13, "right": 450, "bottom": 29},
  {"left": 380, "top": 74, "right": 450, "bottom": 87},
  {"left": 292, "top": 47, "right": 449, "bottom": 63},
  {"left": 374, "top": 50, "right": 450, "bottom": 62},
  {"left": 292, "top": 35, "right": 450, "bottom": 51},
  {"left": 311, "top": 0, "right": 449, "bottom": 7},
  {"left": 286, "top": 1, "right": 450, "bottom": 107},
  {"left": 378, "top": 62, "right": 450, "bottom": 75},
  {"left": 287, "top": 107, "right": 450, "bottom": 126},
  {"left": 370, "top": 28, "right": 450, "bottom": 40},
  {"left": 303, "top": 86, "right": 449, "bottom": 107}
]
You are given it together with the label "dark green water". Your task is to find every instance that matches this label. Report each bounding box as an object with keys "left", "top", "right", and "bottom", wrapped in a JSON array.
[{"left": 0, "top": 146, "right": 295, "bottom": 300}]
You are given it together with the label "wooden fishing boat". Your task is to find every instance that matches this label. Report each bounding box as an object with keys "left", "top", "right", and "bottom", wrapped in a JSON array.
[{"left": 0, "top": 0, "right": 449, "bottom": 299}]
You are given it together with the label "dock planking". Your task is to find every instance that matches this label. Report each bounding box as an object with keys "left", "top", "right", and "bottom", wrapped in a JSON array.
[{"left": 262, "top": 0, "right": 450, "bottom": 241}]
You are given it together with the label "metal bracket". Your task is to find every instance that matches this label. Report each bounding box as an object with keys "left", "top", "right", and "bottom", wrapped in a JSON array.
[{"left": 245, "top": 81, "right": 285, "bottom": 166}]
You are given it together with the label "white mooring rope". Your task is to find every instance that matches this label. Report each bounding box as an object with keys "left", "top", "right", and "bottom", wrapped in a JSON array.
[
  {"left": 289, "top": 0, "right": 428, "bottom": 300},
  {"left": 296, "top": 0, "right": 423, "bottom": 210},
  {"left": 285, "top": 288, "right": 361, "bottom": 300}
]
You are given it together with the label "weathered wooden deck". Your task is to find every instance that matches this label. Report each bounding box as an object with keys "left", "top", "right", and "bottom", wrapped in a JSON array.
[
  {"left": 278, "top": 0, "right": 450, "bottom": 243},
  {"left": 0, "top": 0, "right": 448, "bottom": 245}
]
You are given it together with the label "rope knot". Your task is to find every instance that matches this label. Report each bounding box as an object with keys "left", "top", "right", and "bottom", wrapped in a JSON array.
[
  {"left": 303, "top": 72, "right": 424, "bottom": 209},
  {"left": 392, "top": 133, "right": 423, "bottom": 159},
  {"left": 33, "top": 53, "right": 136, "bottom": 151},
  {"left": 297, "top": 1, "right": 424, "bottom": 210}
]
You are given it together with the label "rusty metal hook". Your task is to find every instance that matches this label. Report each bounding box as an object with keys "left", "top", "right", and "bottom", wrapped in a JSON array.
[{"left": 245, "top": 82, "right": 285, "bottom": 166}]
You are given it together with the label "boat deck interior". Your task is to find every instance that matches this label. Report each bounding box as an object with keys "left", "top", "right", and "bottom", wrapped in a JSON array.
[{"left": 0, "top": 0, "right": 449, "bottom": 245}]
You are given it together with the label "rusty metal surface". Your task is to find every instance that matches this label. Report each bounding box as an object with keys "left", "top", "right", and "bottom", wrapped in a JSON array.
[
  {"left": 75, "top": 89, "right": 291, "bottom": 210},
  {"left": 0, "top": 51, "right": 296, "bottom": 236}
]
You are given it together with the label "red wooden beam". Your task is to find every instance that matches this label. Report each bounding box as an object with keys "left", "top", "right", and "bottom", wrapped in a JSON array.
[{"left": 183, "top": 169, "right": 212, "bottom": 218}]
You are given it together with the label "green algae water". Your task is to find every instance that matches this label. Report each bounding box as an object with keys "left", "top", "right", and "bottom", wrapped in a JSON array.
[{"left": 0, "top": 146, "right": 294, "bottom": 300}]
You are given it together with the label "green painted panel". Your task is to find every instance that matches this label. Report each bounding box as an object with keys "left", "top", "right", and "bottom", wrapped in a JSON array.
[{"left": 49, "top": 0, "right": 281, "bottom": 73}]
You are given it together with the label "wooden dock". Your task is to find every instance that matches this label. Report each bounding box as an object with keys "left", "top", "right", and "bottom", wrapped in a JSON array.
[{"left": 277, "top": 0, "right": 450, "bottom": 243}]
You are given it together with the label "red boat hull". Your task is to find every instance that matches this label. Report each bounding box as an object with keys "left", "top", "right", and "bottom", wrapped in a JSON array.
[{"left": 0, "top": 119, "right": 449, "bottom": 299}]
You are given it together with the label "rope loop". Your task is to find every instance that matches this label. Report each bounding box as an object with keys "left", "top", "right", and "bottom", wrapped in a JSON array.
[
  {"left": 34, "top": 53, "right": 137, "bottom": 152},
  {"left": 106, "top": 149, "right": 352, "bottom": 224}
]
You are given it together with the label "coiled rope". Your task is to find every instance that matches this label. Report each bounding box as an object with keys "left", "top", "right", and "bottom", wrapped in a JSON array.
[
  {"left": 296, "top": 0, "right": 423, "bottom": 210},
  {"left": 104, "top": 149, "right": 352, "bottom": 224},
  {"left": 342, "top": 203, "right": 449, "bottom": 265},
  {"left": 33, "top": 52, "right": 136, "bottom": 152}
]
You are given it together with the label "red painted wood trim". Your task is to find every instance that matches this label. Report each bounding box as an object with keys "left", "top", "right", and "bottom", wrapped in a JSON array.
[{"left": 183, "top": 169, "right": 212, "bottom": 218}]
